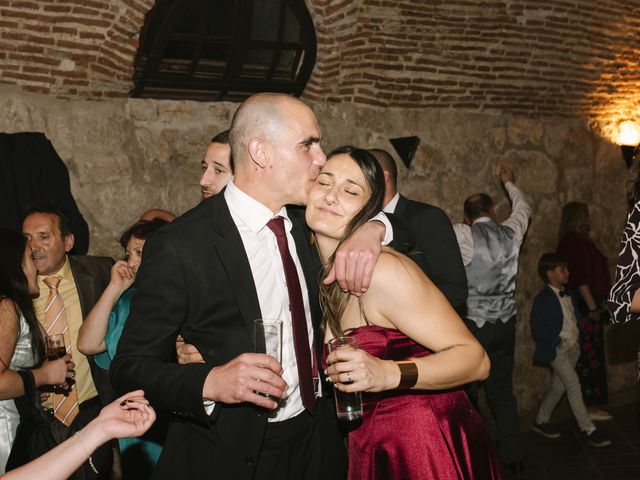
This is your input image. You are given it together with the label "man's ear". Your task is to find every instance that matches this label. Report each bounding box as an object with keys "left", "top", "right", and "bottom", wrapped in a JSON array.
[
  {"left": 247, "top": 138, "right": 268, "bottom": 169},
  {"left": 383, "top": 170, "right": 391, "bottom": 184},
  {"left": 64, "top": 233, "right": 75, "bottom": 253}
]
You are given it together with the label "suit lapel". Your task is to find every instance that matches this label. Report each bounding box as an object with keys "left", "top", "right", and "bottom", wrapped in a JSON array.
[
  {"left": 69, "top": 257, "right": 94, "bottom": 317},
  {"left": 207, "top": 195, "right": 262, "bottom": 348}
]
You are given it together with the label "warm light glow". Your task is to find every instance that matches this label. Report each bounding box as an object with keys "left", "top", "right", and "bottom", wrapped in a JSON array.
[{"left": 618, "top": 120, "right": 640, "bottom": 146}]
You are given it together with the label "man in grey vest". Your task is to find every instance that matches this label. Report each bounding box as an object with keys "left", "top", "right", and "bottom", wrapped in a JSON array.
[{"left": 453, "top": 166, "right": 531, "bottom": 476}]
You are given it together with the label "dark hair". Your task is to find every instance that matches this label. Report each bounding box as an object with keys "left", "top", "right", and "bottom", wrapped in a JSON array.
[
  {"left": 537, "top": 252, "right": 568, "bottom": 282},
  {"left": 368, "top": 148, "right": 397, "bottom": 188},
  {"left": 211, "top": 129, "right": 230, "bottom": 144},
  {"left": 463, "top": 193, "right": 494, "bottom": 221},
  {"left": 23, "top": 202, "right": 72, "bottom": 238},
  {"left": 319, "top": 146, "right": 385, "bottom": 338},
  {"left": 119, "top": 218, "right": 168, "bottom": 249},
  {"left": 558, "top": 201, "right": 590, "bottom": 240},
  {"left": 0, "top": 228, "right": 45, "bottom": 363}
]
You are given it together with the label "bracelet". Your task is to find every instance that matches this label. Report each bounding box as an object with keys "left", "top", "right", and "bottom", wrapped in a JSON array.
[
  {"left": 396, "top": 361, "right": 418, "bottom": 389},
  {"left": 73, "top": 431, "right": 99, "bottom": 475},
  {"left": 589, "top": 307, "right": 600, "bottom": 313}
]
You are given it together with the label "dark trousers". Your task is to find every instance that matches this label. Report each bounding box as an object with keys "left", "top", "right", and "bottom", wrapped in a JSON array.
[
  {"left": 70, "top": 397, "right": 113, "bottom": 480},
  {"left": 253, "top": 411, "right": 316, "bottom": 480},
  {"left": 465, "top": 318, "right": 522, "bottom": 465}
]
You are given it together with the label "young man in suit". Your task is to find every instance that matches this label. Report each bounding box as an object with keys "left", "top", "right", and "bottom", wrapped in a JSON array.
[
  {"left": 530, "top": 252, "right": 611, "bottom": 447},
  {"left": 22, "top": 204, "right": 114, "bottom": 479},
  {"left": 368, "top": 148, "right": 467, "bottom": 311},
  {"left": 111, "top": 93, "right": 392, "bottom": 480}
]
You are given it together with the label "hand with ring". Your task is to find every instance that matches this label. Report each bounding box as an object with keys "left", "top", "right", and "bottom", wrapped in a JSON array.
[{"left": 325, "top": 345, "right": 401, "bottom": 393}]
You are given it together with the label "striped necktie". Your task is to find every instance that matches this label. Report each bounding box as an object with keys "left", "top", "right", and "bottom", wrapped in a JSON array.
[{"left": 43, "top": 276, "right": 79, "bottom": 426}]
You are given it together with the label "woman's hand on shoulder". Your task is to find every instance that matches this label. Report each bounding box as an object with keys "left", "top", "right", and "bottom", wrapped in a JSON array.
[{"left": 325, "top": 345, "right": 400, "bottom": 393}]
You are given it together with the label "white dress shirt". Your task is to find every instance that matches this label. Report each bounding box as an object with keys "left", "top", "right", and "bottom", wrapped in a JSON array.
[
  {"left": 205, "top": 181, "right": 314, "bottom": 421},
  {"left": 453, "top": 182, "right": 531, "bottom": 266},
  {"left": 383, "top": 192, "right": 400, "bottom": 214},
  {"left": 549, "top": 285, "right": 580, "bottom": 347}
]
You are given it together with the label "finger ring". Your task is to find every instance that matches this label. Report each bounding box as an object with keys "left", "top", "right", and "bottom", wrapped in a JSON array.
[{"left": 346, "top": 372, "right": 352, "bottom": 383}]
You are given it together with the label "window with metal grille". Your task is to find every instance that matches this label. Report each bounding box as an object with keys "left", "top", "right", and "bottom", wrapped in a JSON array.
[{"left": 131, "top": 0, "right": 317, "bottom": 102}]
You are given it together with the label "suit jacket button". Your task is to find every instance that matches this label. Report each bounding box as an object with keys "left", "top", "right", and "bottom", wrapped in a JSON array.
[{"left": 244, "top": 457, "right": 255, "bottom": 465}]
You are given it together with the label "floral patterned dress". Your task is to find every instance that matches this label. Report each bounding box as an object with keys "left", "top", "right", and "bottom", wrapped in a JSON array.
[{"left": 609, "top": 201, "right": 640, "bottom": 378}]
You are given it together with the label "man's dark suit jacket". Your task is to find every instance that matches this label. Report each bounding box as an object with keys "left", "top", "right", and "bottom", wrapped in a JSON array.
[
  {"left": 111, "top": 194, "right": 346, "bottom": 480},
  {"left": 530, "top": 285, "right": 580, "bottom": 364},
  {"left": 394, "top": 195, "right": 468, "bottom": 310},
  {"left": 68, "top": 255, "right": 115, "bottom": 404}
]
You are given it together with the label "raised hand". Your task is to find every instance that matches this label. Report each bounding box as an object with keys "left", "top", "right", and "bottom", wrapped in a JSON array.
[{"left": 110, "top": 260, "right": 136, "bottom": 295}]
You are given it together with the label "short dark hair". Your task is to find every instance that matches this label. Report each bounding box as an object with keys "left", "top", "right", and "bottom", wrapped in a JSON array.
[
  {"left": 211, "top": 129, "right": 230, "bottom": 144},
  {"left": 23, "top": 202, "right": 72, "bottom": 237},
  {"left": 119, "top": 218, "right": 168, "bottom": 249},
  {"left": 368, "top": 148, "right": 397, "bottom": 188},
  {"left": 463, "top": 193, "right": 494, "bottom": 221},
  {"left": 537, "top": 252, "right": 568, "bottom": 282}
]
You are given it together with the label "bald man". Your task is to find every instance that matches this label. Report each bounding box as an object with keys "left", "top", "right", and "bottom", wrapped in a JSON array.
[
  {"left": 369, "top": 148, "right": 467, "bottom": 311},
  {"left": 112, "top": 93, "right": 393, "bottom": 480},
  {"left": 139, "top": 208, "right": 177, "bottom": 222}
]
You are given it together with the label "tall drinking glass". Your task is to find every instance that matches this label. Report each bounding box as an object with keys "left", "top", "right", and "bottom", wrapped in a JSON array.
[
  {"left": 327, "top": 336, "right": 363, "bottom": 421},
  {"left": 254, "top": 319, "right": 282, "bottom": 363},
  {"left": 254, "top": 319, "right": 283, "bottom": 401}
]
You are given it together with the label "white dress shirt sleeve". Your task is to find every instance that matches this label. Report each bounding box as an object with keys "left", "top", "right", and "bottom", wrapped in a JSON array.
[
  {"left": 453, "top": 223, "right": 473, "bottom": 266},
  {"left": 370, "top": 212, "right": 393, "bottom": 246},
  {"left": 501, "top": 181, "right": 531, "bottom": 239},
  {"left": 203, "top": 399, "right": 215, "bottom": 415}
]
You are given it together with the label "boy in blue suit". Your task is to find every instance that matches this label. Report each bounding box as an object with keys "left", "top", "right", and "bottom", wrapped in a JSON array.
[{"left": 530, "top": 253, "right": 611, "bottom": 447}]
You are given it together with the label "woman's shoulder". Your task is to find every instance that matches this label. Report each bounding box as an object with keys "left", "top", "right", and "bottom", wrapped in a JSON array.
[
  {"left": 0, "top": 296, "right": 20, "bottom": 324},
  {"left": 369, "top": 248, "right": 424, "bottom": 291}
]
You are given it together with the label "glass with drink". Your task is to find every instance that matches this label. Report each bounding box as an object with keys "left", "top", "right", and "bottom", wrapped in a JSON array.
[
  {"left": 254, "top": 319, "right": 283, "bottom": 401},
  {"left": 45, "top": 334, "right": 73, "bottom": 394},
  {"left": 327, "top": 336, "right": 363, "bottom": 421},
  {"left": 254, "top": 319, "right": 282, "bottom": 363}
]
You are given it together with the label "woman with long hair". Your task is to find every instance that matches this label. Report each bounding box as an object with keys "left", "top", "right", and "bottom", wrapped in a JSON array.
[
  {"left": 0, "top": 228, "right": 71, "bottom": 472},
  {"left": 557, "top": 202, "right": 612, "bottom": 419},
  {"left": 308, "top": 147, "right": 501, "bottom": 479},
  {"left": 77, "top": 218, "right": 167, "bottom": 478}
]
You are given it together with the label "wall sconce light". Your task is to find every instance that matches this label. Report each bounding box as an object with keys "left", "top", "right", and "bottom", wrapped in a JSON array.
[{"left": 618, "top": 120, "right": 640, "bottom": 169}]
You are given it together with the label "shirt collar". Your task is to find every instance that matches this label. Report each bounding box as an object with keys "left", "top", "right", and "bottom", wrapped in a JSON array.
[
  {"left": 37, "top": 255, "right": 72, "bottom": 284},
  {"left": 472, "top": 216, "right": 493, "bottom": 225},
  {"left": 383, "top": 192, "right": 400, "bottom": 214},
  {"left": 224, "top": 180, "right": 291, "bottom": 234},
  {"left": 548, "top": 284, "right": 567, "bottom": 297}
]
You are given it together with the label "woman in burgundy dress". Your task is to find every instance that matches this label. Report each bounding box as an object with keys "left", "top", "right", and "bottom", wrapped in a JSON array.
[
  {"left": 557, "top": 202, "right": 611, "bottom": 416},
  {"left": 307, "top": 146, "right": 502, "bottom": 480}
]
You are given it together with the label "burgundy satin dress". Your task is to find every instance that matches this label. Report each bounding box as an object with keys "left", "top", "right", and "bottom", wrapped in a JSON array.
[{"left": 334, "top": 325, "right": 503, "bottom": 480}]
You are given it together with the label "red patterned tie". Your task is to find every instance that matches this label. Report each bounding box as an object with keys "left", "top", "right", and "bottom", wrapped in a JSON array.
[{"left": 267, "top": 216, "right": 316, "bottom": 414}]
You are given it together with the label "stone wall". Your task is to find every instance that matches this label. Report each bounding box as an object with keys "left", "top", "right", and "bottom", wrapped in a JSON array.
[
  {"left": 2, "top": 84, "right": 637, "bottom": 412},
  {"left": 1, "top": 0, "right": 639, "bottom": 124}
]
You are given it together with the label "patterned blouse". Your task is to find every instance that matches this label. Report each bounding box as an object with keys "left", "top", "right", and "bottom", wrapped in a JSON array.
[{"left": 609, "top": 201, "right": 640, "bottom": 325}]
